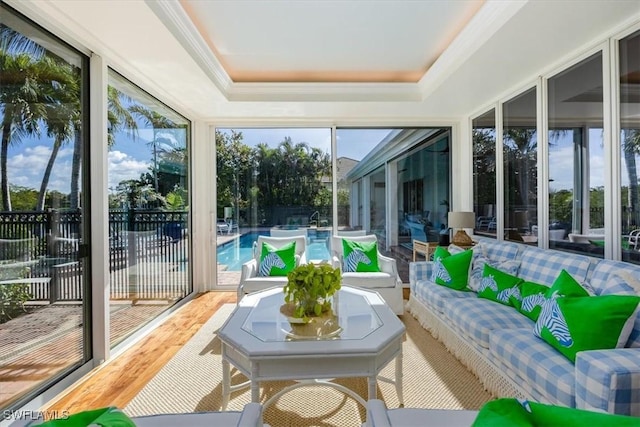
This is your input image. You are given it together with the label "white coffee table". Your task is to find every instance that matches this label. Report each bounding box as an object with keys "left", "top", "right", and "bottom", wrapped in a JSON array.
[{"left": 218, "top": 285, "right": 405, "bottom": 409}]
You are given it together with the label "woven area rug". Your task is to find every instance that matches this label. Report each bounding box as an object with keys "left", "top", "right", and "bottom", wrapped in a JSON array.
[{"left": 124, "top": 304, "right": 492, "bottom": 426}]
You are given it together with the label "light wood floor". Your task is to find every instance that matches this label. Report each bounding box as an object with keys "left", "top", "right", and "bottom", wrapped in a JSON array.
[{"left": 46, "top": 291, "right": 237, "bottom": 415}]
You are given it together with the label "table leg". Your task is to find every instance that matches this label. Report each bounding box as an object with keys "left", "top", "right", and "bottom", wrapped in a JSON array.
[
  {"left": 251, "top": 364, "right": 260, "bottom": 402},
  {"left": 368, "top": 375, "right": 377, "bottom": 400},
  {"left": 395, "top": 350, "right": 404, "bottom": 407},
  {"left": 221, "top": 358, "right": 230, "bottom": 410}
]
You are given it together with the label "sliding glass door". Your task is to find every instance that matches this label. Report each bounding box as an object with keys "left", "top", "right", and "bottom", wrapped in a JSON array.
[{"left": 1, "top": 4, "right": 90, "bottom": 409}]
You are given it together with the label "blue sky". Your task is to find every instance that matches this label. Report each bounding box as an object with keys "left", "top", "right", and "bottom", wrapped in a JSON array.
[
  {"left": 9, "top": 126, "right": 631, "bottom": 196},
  {"left": 218, "top": 128, "right": 392, "bottom": 161}
]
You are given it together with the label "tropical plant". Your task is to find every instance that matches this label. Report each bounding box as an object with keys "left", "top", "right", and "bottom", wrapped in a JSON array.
[{"left": 284, "top": 263, "right": 341, "bottom": 318}]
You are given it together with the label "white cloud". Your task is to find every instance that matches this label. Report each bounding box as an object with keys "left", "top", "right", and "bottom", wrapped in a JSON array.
[
  {"left": 108, "top": 150, "right": 150, "bottom": 191},
  {"left": 8, "top": 145, "right": 74, "bottom": 192}
]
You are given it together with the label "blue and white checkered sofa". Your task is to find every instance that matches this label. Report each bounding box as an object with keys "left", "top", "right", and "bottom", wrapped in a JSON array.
[{"left": 407, "top": 238, "right": 640, "bottom": 416}]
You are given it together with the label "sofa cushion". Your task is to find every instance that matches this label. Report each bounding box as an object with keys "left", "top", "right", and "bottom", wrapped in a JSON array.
[
  {"left": 444, "top": 298, "right": 533, "bottom": 349},
  {"left": 534, "top": 295, "right": 640, "bottom": 363},
  {"left": 517, "top": 246, "right": 592, "bottom": 287},
  {"left": 432, "top": 248, "right": 473, "bottom": 291},
  {"left": 412, "top": 279, "right": 477, "bottom": 313},
  {"left": 510, "top": 281, "right": 549, "bottom": 321},
  {"left": 474, "top": 239, "right": 521, "bottom": 263},
  {"left": 477, "top": 263, "right": 522, "bottom": 306},
  {"left": 489, "top": 328, "right": 575, "bottom": 408}
]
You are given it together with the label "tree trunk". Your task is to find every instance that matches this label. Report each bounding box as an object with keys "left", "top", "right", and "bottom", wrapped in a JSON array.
[
  {"left": 624, "top": 137, "right": 639, "bottom": 227},
  {"left": 37, "top": 139, "right": 62, "bottom": 211},
  {"left": 1, "top": 121, "right": 12, "bottom": 212},
  {"left": 69, "top": 132, "right": 82, "bottom": 209}
]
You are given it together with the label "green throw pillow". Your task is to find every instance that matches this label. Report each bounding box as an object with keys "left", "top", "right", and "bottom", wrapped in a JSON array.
[
  {"left": 510, "top": 281, "right": 549, "bottom": 321},
  {"left": 259, "top": 241, "right": 296, "bottom": 276},
  {"left": 342, "top": 239, "right": 380, "bottom": 272},
  {"left": 547, "top": 269, "right": 590, "bottom": 298},
  {"left": 472, "top": 398, "right": 640, "bottom": 427},
  {"left": 534, "top": 294, "right": 640, "bottom": 363},
  {"left": 32, "top": 407, "right": 136, "bottom": 427},
  {"left": 477, "top": 264, "right": 522, "bottom": 306},
  {"left": 431, "top": 248, "right": 472, "bottom": 291}
]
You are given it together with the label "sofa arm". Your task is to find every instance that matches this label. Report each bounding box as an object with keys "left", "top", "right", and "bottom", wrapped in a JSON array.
[
  {"left": 409, "top": 261, "right": 432, "bottom": 290},
  {"left": 575, "top": 348, "right": 640, "bottom": 416}
]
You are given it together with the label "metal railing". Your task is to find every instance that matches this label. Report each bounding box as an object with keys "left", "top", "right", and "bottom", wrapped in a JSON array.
[{"left": 0, "top": 209, "right": 189, "bottom": 303}]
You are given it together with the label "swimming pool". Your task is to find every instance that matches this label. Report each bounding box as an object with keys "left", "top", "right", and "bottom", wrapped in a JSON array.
[{"left": 217, "top": 231, "right": 331, "bottom": 271}]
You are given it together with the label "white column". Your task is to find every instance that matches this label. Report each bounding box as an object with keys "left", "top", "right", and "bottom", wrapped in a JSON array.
[
  {"left": 90, "top": 54, "right": 109, "bottom": 365},
  {"left": 191, "top": 121, "right": 213, "bottom": 292}
]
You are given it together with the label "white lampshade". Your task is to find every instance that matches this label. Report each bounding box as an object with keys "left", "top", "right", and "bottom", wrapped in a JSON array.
[{"left": 448, "top": 211, "right": 476, "bottom": 229}]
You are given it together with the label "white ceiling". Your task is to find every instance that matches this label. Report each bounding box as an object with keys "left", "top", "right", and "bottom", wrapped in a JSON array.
[
  {"left": 10, "top": 0, "right": 640, "bottom": 121},
  {"left": 180, "top": 0, "right": 484, "bottom": 84}
]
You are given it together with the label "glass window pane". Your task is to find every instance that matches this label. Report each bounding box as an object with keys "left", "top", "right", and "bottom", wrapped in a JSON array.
[
  {"left": 336, "top": 128, "right": 450, "bottom": 282},
  {"left": 107, "top": 70, "right": 191, "bottom": 348},
  {"left": 548, "top": 52, "right": 604, "bottom": 257},
  {"left": 503, "top": 88, "right": 537, "bottom": 244},
  {"left": 473, "top": 109, "right": 497, "bottom": 239},
  {"left": 1, "top": 4, "right": 89, "bottom": 409},
  {"left": 620, "top": 29, "right": 640, "bottom": 264},
  {"left": 215, "top": 128, "right": 332, "bottom": 286}
]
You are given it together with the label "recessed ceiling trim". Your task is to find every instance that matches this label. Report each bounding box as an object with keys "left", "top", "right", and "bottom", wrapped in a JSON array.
[
  {"left": 145, "top": 0, "right": 234, "bottom": 94},
  {"left": 418, "top": 0, "right": 528, "bottom": 99},
  {"left": 227, "top": 82, "right": 422, "bottom": 102},
  {"left": 146, "top": 0, "right": 434, "bottom": 102}
]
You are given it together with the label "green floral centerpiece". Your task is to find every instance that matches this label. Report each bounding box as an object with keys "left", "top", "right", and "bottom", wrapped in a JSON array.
[{"left": 284, "top": 263, "right": 341, "bottom": 319}]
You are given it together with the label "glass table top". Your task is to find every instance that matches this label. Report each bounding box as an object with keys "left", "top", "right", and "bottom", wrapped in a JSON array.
[{"left": 241, "top": 287, "right": 383, "bottom": 342}]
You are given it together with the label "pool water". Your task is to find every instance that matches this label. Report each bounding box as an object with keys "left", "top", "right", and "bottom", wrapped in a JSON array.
[{"left": 217, "top": 231, "right": 331, "bottom": 271}]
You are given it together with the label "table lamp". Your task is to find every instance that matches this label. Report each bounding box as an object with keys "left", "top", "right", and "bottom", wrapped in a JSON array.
[{"left": 448, "top": 211, "right": 475, "bottom": 246}]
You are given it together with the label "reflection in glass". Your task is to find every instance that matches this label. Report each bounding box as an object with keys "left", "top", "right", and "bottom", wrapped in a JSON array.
[
  {"left": 473, "top": 109, "right": 497, "bottom": 238},
  {"left": 0, "top": 5, "right": 88, "bottom": 409},
  {"left": 547, "top": 52, "right": 604, "bottom": 256},
  {"left": 214, "top": 128, "right": 333, "bottom": 285},
  {"left": 503, "top": 88, "right": 537, "bottom": 244},
  {"left": 107, "top": 70, "right": 191, "bottom": 348},
  {"left": 620, "top": 30, "right": 640, "bottom": 265}
]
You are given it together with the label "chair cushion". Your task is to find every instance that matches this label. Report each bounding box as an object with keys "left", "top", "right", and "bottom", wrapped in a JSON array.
[{"left": 342, "top": 271, "right": 396, "bottom": 288}]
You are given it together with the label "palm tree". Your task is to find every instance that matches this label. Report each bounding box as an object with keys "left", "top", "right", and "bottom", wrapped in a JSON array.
[
  {"left": 36, "top": 59, "right": 80, "bottom": 211},
  {"left": 128, "top": 105, "right": 181, "bottom": 193},
  {"left": 0, "top": 52, "right": 48, "bottom": 211},
  {"left": 623, "top": 129, "right": 640, "bottom": 229}
]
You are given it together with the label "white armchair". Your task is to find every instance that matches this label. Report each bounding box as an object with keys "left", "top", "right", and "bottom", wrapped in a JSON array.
[
  {"left": 238, "top": 235, "right": 307, "bottom": 301},
  {"left": 366, "top": 399, "right": 477, "bottom": 427},
  {"left": 330, "top": 234, "right": 404, "bottom": 315},
  {"left": 133, "top": 403, "right": 264, "bottom": 427}
]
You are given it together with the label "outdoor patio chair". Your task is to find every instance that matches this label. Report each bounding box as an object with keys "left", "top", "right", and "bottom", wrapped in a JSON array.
[
  {"left": 628, "top": 229, "right": 640, "bottom": 250},
  {"left": 366, "top": 399, "right": 478, "bottom": 427},
  {"left": 330, "top": 234, "right": 403, "bottom": 315},
  {"left": 238, "top": 235, "right": 307, "bottom": 301}
]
